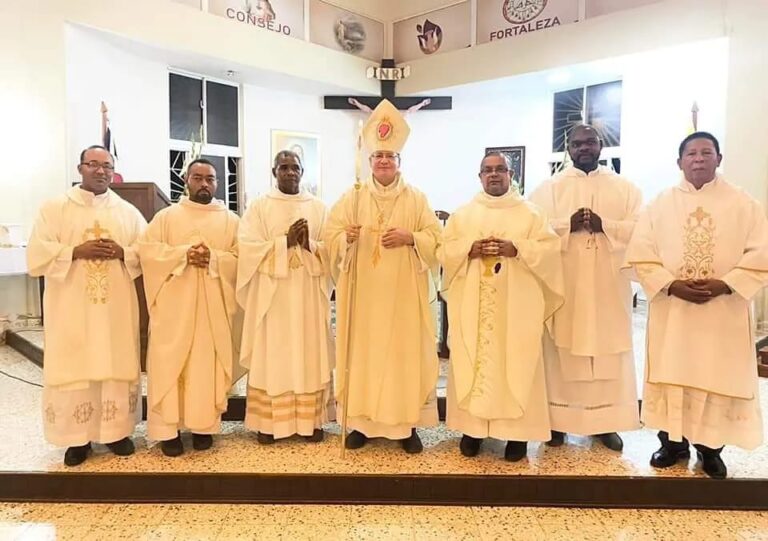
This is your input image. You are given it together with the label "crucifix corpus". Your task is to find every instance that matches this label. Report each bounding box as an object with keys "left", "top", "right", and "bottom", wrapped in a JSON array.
[{"left": 323, "top": 59, "right": 452, "bottom": 112}]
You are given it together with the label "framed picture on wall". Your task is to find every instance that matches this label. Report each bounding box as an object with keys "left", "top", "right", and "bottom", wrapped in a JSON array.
[
  {"left": 270, "top": 130, "right": 321, "bottom": 197},
  {"left": 485, "top": 145, "right": 525, "bottom": 194}
]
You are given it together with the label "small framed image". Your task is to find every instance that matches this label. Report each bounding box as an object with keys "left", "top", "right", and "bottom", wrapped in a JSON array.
[
  {"left": 270, "top": 130, "right": 321, "bottom": 197},
  {"left": 484, "top": 145, "right": 525, "bottom": 194}
]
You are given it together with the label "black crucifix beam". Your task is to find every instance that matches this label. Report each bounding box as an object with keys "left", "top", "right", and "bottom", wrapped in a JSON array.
[{"left": 324, "top": 59, "right": 452, "bottom": 111}]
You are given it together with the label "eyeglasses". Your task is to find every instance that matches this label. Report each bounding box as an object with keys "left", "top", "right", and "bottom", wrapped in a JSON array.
[
  {"left": 480, "top": 166, "right": 509, "bottom": 175},
  {"left": 371, "top": 152, "right": 399, "bottom": 161},
  {"left": 81, "top": 161, "right": 115, "bottom": 171}
]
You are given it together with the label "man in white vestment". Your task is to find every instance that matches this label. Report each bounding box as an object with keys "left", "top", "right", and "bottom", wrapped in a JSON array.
[
  {"left": 624, "top": 132, "right": 768, "bottom": 479},
  {"left": 238, "top": 151, "right": 334, "bottom": 443},
  {"left": 440, "top": 153, "right": 564, "bottom": 461},
  {"left": 140, "top": 158, "right": 239, "bottom": 456},
  {"left": 27, "top": 145, "right": 146, "bottom": 466},
  {"left": 529, "top": 124, "right": 641, "bottom": 451},
  {"left": 325, "top": 99, "right": 442, "bottom": 454}
]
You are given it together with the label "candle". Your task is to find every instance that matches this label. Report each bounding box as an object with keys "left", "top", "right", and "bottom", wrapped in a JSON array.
[{"left": 355, "top": 119, "right": 363, "bottom": 189}]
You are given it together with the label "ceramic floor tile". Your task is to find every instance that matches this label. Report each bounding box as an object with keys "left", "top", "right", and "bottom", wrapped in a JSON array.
[
  {"left": 278, "top": 504, "right": 352, "bottom": 526},
  {"left": 539, "top": 524, "right": 610, "bottom": 541},
  {"left": 154, "top": 505, "right": 230, "bottom": 526},
  {"left": 81, "top": 525, "right": 159, "bottom": 541},
  {"left": 478, "top": 523, "right": 548, "bottom": 541},
  {"left": 2, "top": 303, "right": 768, "bottom": 480},
  {"left": 223, "top": 504, "right": 294, "bottom": 525},
  {"left": 145, "top": 523, "right": 222, "bottom": 541},
  {"left": 281, "top": 525, "right": 355, "bottom": 540},
  {"left": 215, "top": 523, "right": 283, "bottom": 540},
  {"left": 33, "top": 525, "right": 92, "bottom": 541},
  {"left": 412, "top": 524, "right": 483, "bottom": 540},
  {"left": 93, "top": 504, "right": 169, "bottom": 526},
  {"left": 471, "top": 506, "right": 540, "bottom": 527},
  {"left": 348, "top": 505, "right": 414, "bottom": 525},
  {"left": 12, "top": 504, "right": 111, "bottom": 526},
  {"left": 342, "top": 524, "right": 414, "bottom": 540},
  {"left": 410, "top": 506, "right": 477, "bottom": 527}
]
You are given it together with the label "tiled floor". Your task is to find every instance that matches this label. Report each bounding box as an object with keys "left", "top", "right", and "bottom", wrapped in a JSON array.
[
  {"left": 3, "top": 302, "right": 768, "bottom": 539},
  {"left": 1, "top": 341, "right": 767, "bottom": 478},
  {"left": 0, "top": 503, "right": 767, "bottom": 540}
]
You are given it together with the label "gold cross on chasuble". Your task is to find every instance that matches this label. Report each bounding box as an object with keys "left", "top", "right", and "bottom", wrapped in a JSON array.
[
  {"left": 83, "top": 220, "right": 110, "bottom": 241},
  {"left": 82, "top": 220, "right": 111, "bottom": 304}
]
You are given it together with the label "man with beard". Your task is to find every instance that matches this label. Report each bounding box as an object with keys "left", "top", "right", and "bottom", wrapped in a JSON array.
[
  {"left": 237, "top": 151, "right": 334, "bottom": 443},
  {"left": 140, "top": 158, "right": 240, "bottom": 456},
  {"left": 529, "top": 124, "right": 642, "bottom": 452},
  {"left": 439, "top": 152, "right": 563, "bottom": 461}
]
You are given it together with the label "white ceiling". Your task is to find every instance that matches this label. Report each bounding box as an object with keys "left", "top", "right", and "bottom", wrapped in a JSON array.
[{"left": 323, "top": 0, "right": 462, "bottom": 22}]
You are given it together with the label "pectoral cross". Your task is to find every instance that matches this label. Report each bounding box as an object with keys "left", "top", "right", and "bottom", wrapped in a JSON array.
[
  {"left": 481, "top": 256, "right": 501, "bottom": 277},
  {"left": 369, "top": 212, "right": 386, "bottom": 267}
]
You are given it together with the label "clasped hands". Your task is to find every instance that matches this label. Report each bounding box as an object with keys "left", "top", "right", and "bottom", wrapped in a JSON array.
[
  {"left": 468, "top": 237, "right": 517, "bottom": 259},
  {"left": 287, "top": 219, "right": 311, "bottom": 251},
  {"left": 345, "top": 225, "right": 414, "bottom": 248},
  {"left": 187, "top": 243, "right": 211, "bottom": 268},
  {"left": 570, "top": 208, "right": 603, "bottom": 233},
  {"left": 668, "top": 279, "right": 731, "bottom": 304},
  {"left": 72, "top": 238, "right": 124, "bottom": 261}
]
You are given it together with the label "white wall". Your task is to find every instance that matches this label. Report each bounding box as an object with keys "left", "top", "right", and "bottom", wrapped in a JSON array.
[
  {"left": 65, "top": 26, "right": 170, "bottom": 193},
  {"left": 241, "top": 85, "right": 361, "bottom": 208},
  {"left": 401, "top": 38, "right": 728, "bottom": 213}
]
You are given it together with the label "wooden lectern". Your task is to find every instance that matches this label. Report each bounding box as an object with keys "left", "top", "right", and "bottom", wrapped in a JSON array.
[{"left": 111, "top": 183, "right": 171, "bottom": 370}]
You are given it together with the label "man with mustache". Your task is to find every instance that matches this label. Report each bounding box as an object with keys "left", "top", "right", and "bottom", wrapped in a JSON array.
[
  {"left": 529, "top": 124, "right": 642, "bottom": 452},
  {"left": 27, "top": 145, "right": 146, "bottom": 466},
  {"left": 237, "top": 150, "right": 334, "bottom": 444},
  {"left": 325, "top": 99, "right": 442, "bottom": 454},
  {"left": 624, "top": 132, "right": 768, "bottom": 478},
  {"left": 140, "top": 158, "right": 240, "bottom": 456},
  {"left": 439, "top": 152, "right": 563, "bottom": 462}
]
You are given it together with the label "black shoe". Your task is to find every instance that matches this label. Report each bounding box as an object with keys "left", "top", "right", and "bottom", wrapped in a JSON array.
[
  {"left": 304, "top": 429, "right": 324, "bottom": 443},
  {"left": 546, "top": 430, "right": 565, "bottom": 447},
  {"left": 161, "top": 434, "right": 184, "bottom": 457},
  {"left": 192, "top": 434, "right": 213, "bottom": 451},
  {"left": 63, "top": 443, "right": 92, "bottom": 467},
  {"left": 597, "top": 432, "right": 624, "bottom": 451},
  {"left": 650, "top": 446, "right": 690, "bottom": 468},
  {"left": 697, "top": 450, "right": 727, "bottom": 479},
  {"left": 504, "top": 441, "right": 527, "bottom": 462},
  {"left": 459, "top": 435, "right": 482, "bottom": 457},
  {"left": 345, "top": 430, "right": 367, "bottom": 450},
  {"left": 401, "top": 429, "right": 423, "bottom": 454},
  {"left": 106, "top": 437, "right": 135, "bottom": 456},
  {"left": 256, "top": 432, "right": 275, "bottom": 445}
]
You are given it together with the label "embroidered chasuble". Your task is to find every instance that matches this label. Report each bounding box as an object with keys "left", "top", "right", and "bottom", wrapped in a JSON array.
[
  {"left": 439, "top": 190, "right": 563, "bottom": 441},
  {"left": 237, "top": 188, "right": 334, "bottom": 438},
  {"left": 529, "top": 166, "right": 642, "bottom": 435},
  {"left": 624, "top": 176, "right": 768, "bottom": 449},
  {"left": 27, "top": 186, "right": 146, "bottom": 446},
  {"left": 139, "top": 197, "right": 239, "bottom": 440},
  {"left": 325, "top": 175, "right": 442, "bottom": 438}
]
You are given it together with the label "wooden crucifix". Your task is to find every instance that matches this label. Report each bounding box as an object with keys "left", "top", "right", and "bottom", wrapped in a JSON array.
[{"left": 323, "top": 59, "right": 452, "bottom": 111}]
